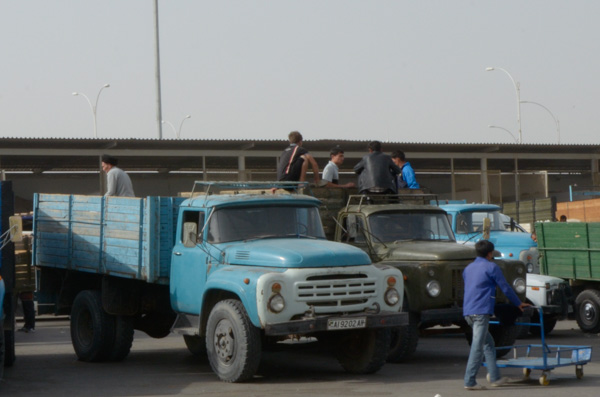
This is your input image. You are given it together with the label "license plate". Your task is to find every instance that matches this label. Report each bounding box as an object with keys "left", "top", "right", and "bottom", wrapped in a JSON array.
[{"left": 327, "top": 317, "right": 367, "bottom": 330}]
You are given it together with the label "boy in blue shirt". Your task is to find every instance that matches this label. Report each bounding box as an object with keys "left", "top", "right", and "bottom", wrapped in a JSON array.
[{"left": 462, "top": 239, "right": 529, "bottom": 390}]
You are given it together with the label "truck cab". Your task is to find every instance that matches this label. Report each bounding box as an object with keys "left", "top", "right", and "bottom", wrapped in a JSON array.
[
  {"left": 441, "top": 203, "right": 571, "bottom": 335},
  {"left": 326, "top": 194, "right": 527, "bottom": 361}
]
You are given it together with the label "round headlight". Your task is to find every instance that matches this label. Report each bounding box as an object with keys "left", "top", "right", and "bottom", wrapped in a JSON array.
[
  {"left": 268, "top": 294, "right": 285, "bottom": 313},
  {"left": 513, "top": 277, "right": 526, "bottom": 294},
  {"left": 384, "top": 288, "right": 400, "bottom": 306},
  {"left": 517, "top": 266, "right": 524, "bottom": 275},
  {"left": 526, "top": 263, "right": 534, "bottom": 273},
  {"left": 426, "top": 280, "right": 441, "bottom": 297}
]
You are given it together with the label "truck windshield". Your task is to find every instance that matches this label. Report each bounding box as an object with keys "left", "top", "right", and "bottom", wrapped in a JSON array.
[
  {"left": 207, "top": 205, "right": 326, "bottom": 243},
  {"left": 455, "top": 210, "right": 506, "bottom": 234},
  {"left": 367, "top": 211, "right": 455, "bottom": 242}
]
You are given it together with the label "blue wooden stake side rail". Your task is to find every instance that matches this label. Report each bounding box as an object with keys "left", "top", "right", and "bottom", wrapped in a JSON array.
[{"left": 33, "top": 194, "right": 185, "bottom": 286}]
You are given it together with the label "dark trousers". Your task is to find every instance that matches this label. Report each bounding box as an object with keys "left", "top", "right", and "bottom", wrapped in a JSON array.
[{"left": 20, "top": 293, "right": 36, "bottom": 329}]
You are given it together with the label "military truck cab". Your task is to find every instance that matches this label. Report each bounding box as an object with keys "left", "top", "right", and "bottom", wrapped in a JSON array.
[{"left": 323, "top": 194, "right": 527, "bottom": 361}]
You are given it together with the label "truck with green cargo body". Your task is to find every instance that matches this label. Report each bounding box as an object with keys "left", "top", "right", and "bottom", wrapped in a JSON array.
[
  {"left": 536, "top": 221, "right": 600, "bottom": 333},
  {"left": 315, "top": 188, "right": 527, "bottom": 361}
]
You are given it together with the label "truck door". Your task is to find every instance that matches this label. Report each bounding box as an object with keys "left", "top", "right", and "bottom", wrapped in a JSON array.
[{"left": 170, "top": 209, "right": 207, "bottom": 315}]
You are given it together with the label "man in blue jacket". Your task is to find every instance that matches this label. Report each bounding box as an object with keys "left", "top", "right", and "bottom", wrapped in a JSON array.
[
  {"left": 462, "top": 239, "right": 529, "bottom": 390},
  {"left": 391, "top": 150, "right": 419, "bottom": 189}
]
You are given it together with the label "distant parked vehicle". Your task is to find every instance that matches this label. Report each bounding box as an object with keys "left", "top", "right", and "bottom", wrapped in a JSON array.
[{"left": 441, "top": 203, "right": 572, "bottom": 336}]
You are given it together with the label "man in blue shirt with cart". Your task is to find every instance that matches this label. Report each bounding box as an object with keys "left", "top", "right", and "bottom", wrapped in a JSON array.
[{"left": 463, "top": 239, "right": 530, "bottom": 390}]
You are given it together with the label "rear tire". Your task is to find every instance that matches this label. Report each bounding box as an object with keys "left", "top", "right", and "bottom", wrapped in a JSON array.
[
  {"left": 70, "top": 290, "right": 116, "bottom": 362},
  {"left": 334, "top": 328, "right": 391, "bottom": 374},
  {"left": 108, "top": 315, "right": 134, "bottom": 361},
  {"left": 184, "top": 335, "right": 207, "bottom": 356},
  {"left": 575, "top": 289, "right": 600, "bottom": 333}
]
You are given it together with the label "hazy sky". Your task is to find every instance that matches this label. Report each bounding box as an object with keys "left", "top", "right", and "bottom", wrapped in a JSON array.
[{"left": 1, "top": 1, "right": 599, "bottom": 144}]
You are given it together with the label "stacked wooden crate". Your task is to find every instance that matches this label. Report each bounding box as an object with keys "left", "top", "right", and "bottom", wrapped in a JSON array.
[{"left": 15, "top": 231, "right": 34, "bottom": 296}]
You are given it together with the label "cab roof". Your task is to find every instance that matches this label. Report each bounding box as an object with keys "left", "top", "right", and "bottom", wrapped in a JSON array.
[
  {"left": 439, "top": 203, "right": 502, "bottom": 213},
  {"left": 182, "top": 192, "right": 321, "bottom": 209}
]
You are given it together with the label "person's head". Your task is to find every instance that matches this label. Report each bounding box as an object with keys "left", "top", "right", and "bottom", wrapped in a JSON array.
[
  {"left": 560, "top": 215, "right": 567, "bottom": 222},
  {"left": 475, "top": 239, "right": 495, "bottom": 259},
  {"left": 330, "top": 146, "right": 345, "bottom": 165},
  {"left": 391, "top": 150, "right": 406, "bottom": 166},
  {"left": 288, "top": 131, "right": 303, "bottom": 144},
  {"left": 368, "top": 141, "right": 381, "bottom": 153},
  {"left": 101, "top": 154, "right": 118, "bottom": 173}
]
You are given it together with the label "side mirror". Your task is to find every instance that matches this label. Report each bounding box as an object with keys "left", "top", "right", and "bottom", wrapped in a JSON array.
[{"left": 182, "top": 222, "right": 198, "bottom": 248}]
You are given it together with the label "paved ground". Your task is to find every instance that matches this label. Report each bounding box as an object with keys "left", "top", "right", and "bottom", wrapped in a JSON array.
[{"left": 2, "top": 317, "right": 600, "bottom": 397}]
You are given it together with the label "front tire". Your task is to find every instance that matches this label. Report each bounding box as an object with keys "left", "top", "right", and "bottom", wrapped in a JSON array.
[
  {"left": 462, "top": 322, "right": 516, "bottom": 358},
  {"left": 387, "top": 313, "right": 419, "bottom": 362},
  {"left": 334, "top": 328, "right": 391, "bottom": 374},
  {"left": 489, "top": 324, "right": 517, "bottom": 358},
  {"left": 206, "top": 299, "right": 261, "bottom": 383},
  {"left": 529, "top": 311, "right": 557, "bottom": 337},
  {"left": 575, "top": 289, "right": 600, "bottom": 333},
  {"left": 70, "top": 290, "right": 116, "bottom": 362}
]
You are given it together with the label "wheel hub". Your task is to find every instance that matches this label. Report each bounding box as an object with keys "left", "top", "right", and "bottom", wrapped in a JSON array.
[
  {"left": 213, "top": 319, "right": 235, "bottom": 363},
  {"left": 583, "top": 302, "right": 597, "bottom": 323}
]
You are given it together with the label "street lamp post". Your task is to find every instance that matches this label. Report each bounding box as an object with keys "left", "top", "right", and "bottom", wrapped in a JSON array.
[
  {"left": 520, "top": 100, "right": 560, "bottom": 144},
  {"left": 161, "top": 115, "right": 191, "bottom": 139},
  {"left": 488, "top": 125, "right": 519, "bottom": 143},
  {"left": 72, "top": 83, "right": 110, "bottom": 138},
  {"left": 486, "top": 67, "right": 522, "bottom": 144}
]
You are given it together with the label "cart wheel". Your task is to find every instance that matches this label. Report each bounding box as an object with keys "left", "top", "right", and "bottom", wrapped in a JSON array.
[
  {"left": 523, "top": 368, "right": 531, "bottom": 380},
  {"left": 576, "top": 367, "right": 584, "bottom": 379},
  {"left": 539, "top": 373, "right": 550, "bottom": 386}
]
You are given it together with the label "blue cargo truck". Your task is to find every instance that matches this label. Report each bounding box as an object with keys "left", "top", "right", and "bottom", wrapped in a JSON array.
[{"left": 33, "top": 182, "right": 407, "bottom": 382}]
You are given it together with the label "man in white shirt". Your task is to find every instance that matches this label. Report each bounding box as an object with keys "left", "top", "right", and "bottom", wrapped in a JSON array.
[
  {"left": 322, "top": 146, "right": 355, "bottom": 188},
  {"left": 101, "top": 154, "right": 135, "bottom": 197}
]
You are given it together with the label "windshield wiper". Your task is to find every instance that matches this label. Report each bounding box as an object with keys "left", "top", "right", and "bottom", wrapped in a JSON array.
[{"left": 244, "top": 233, "right": 318, "bottom": 242}]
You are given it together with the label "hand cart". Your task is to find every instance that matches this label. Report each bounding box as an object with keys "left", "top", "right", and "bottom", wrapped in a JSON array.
[{"left": 484, "top": 306, "right": 592, "bottom": 386}]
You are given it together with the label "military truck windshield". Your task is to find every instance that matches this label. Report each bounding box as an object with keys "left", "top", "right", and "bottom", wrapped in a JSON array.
[
  {"left": 367, "top": 211, "right": 455, "bottom": 242},
  {"left": 207, "top": 205, "right": 326, "bottom": 243},
  {"left": 454, "top": 210, "right": 506, "bottom": 234}
]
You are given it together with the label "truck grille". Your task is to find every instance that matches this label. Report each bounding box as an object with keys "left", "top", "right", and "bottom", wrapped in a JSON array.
[
  {"left": 451, "top": 269, "right": 465, "bottom": 305},
  {"left": 295, "top": 274, "right": 377, "bottom": 308}
]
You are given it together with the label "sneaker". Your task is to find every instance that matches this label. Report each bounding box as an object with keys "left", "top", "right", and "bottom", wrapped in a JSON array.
[
  {"left": 490, "top": 377, "right": 510, "bottom": 387},
  {"left": 18, "top": 327, "right": 34, "bottom": 333},
  {"left": 464, "top": 384, "right": 487, "bottom": 390}
]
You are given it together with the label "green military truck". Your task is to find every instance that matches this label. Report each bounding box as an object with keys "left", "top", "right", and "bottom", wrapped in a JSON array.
[
  {"left": 314, "top": 188, "right": 527, "bottom": 361},
  {"left": 536, "top": 221, "right": 600, "bottom": 333}
]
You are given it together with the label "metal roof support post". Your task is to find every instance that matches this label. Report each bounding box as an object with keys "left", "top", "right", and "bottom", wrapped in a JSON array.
[
  {"left": 450, "top": 158, "right": 456, "bottom": 201},
  {"left": 592, "top": 158, "right": 600, "bottom": 187},
  {"left": 480, "top": 158, "right": 489, "bottom": 204},
  {"left": 238, "top": 156, "right": 247, "bottom": 181},
  {"left": 202, "top": 156, "right": 207, "bottom": 181},
  {"left": 99, "top": 155, "right": 106, "bottom": 195},
  {"left": 514, "top": 157, "right": 520, "bottom": 203}
]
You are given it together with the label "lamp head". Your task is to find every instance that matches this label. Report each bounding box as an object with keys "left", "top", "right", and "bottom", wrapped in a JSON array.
[
  {"left": 103, "top": 84, "right": 110, "bottom": 88},
  {"left": 485, "top": 67, "right": 494, "bottom": 71},
  {"left": 72, "top": 92, "right": 79, "bottom": 96}
]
